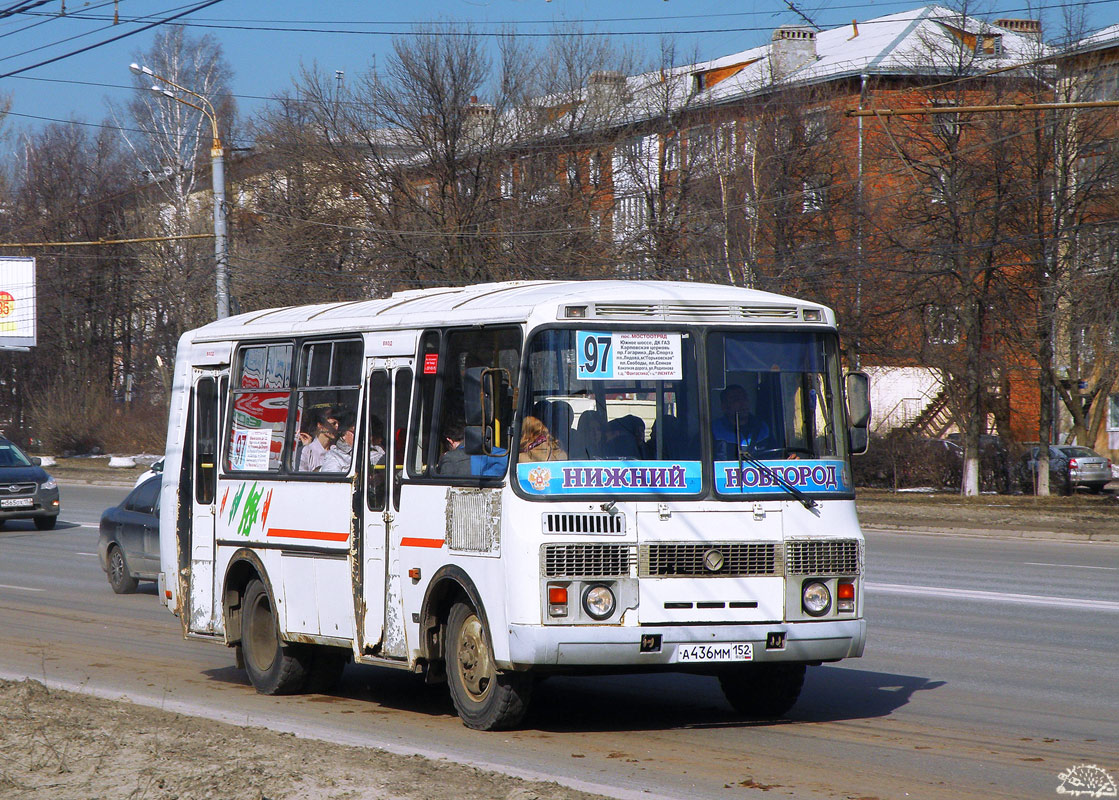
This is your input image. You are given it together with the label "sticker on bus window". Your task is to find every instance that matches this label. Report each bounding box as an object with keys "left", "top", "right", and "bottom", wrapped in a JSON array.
[
  {"left": 517, "top": 460, "right": 702, "bottom": 496},
  {"left": 423, "top": 353, "right": 439, "bottom": 375},
  {"left": 230, "top": 428, "right": 272, "bottom": 471},
  {"left": 576, "top": 332, "right": 682, "bottom": 381},
  {"left": 714, "top": 460, "right": 851, "bottom": 495}
]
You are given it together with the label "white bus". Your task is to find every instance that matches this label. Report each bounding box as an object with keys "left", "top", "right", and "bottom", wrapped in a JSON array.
[{"left": 159, "top": 280, "right": 871, "bottom": 730}]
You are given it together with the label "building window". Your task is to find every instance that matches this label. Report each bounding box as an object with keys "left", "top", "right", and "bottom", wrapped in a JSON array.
[
  {"left": 589, "top": 151, "right": 603, "bottom": 186},
  {"left": 932, "top": 101, "right": 960, "bottom": 140},
  {"left": 804, "top": 109, "right": 828, "bottom": 142},
  {"left": 687, "top": 126, "right": 714, "bottom": 168},
  {"left": 925, "top": 305, "right": 961, "bottom": 345},
  {"left": 614, "top": 194, "right": 646, "bottom": 242},
  {"left": 663, "top": 135, "right": 679, "bottom": 171},
  {"left": 802, "top": 176, "right": 827, "bottom": 213},
  {"left": 566, "top": 155, "right": 580, "bottom": 188},
  {"left": 975, "top": 33, "right": 1002, "bottom": 57}
]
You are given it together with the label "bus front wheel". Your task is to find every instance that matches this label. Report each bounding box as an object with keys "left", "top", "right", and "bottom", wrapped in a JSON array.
[
  {"left": 241, "top": 578, "right": 308, "bottom": 695},
  {"left": 446, "top": 601, "right": 531, "bottom": 731},
  {"left": 719, "top": 663, "right": 806, "bottom": 719}
]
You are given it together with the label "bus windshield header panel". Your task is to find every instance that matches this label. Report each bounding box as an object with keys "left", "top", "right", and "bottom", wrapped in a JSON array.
[
  {"left": 708, "top": 329, "right": 852, "bottom": 497},
  {"left": 517, "top": 327, "right": 702, "bottom": 498}
]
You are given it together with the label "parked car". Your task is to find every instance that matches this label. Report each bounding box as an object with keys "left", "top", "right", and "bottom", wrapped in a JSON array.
[
  {"left": 1018, "top": 444, "right": 1113, "bottom": 495},
  {"left": 98, "top": 475, "right": 161, "bottom": 593},
  {"left": 134, "top": 456, "right": 164, "bottom": 488},
  {"left": 0, "top": 436, "right": 59, "bottom": 530},
  {"left": 943, "top": 433, "right": 1013, "bottom": 493}
]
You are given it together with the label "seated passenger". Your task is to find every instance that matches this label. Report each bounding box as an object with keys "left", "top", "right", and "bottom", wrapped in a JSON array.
[
  {"left": 320, "top": 411, "right": 356, "bottom": 473},
  {"left": 605, "top": 415, "right": 644, "bottom": 459},
  {"left": 519, "top": 415, "right": 567, "bottom": 462},
  {"left": 712, "top": 383, "right": 778, "bottom": 460},
  {"left": 435, "top": 416, "right": 472, "bottom": 477},
  {"left": 297, "top": 407, "right": 338, "bottom": 471},
  {"left": 569, "top": 409, "right": 608, "bottom": 460}
]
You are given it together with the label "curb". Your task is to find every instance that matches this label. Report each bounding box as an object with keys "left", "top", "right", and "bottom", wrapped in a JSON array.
[
  {"left": 56, "top": 477, "right": 137, "bottom": 489},
  {"left": 862, "top": 524, "right": 1119, "bottom": 543}
]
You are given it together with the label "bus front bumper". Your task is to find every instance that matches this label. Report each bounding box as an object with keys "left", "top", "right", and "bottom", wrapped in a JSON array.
[{"left": 504, "top": 618, "right": 865, "bottom": 669}]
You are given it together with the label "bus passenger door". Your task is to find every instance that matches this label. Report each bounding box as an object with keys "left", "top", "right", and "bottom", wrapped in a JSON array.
[
  {"left": 188, "top": 371, "right": 223, "bottom": 634},
  {"left": 358, "top": 364, "right": 412, "bottom": 654}
]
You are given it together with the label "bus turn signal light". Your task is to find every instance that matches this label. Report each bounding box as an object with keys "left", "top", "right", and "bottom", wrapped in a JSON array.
[
  {"left": 548, "top": 585, "right": 569, "bottom": 617},
  {"left": 837, "top": 582, "right": 855, "bottom": 612}
]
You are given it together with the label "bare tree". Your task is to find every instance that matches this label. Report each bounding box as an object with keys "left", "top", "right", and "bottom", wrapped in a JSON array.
[
  {"left": 859, "top": 11, "right": 1038, "bottom": 495},
  {"left": 115, "top": 27, "right": 235, "bottom": 347}
]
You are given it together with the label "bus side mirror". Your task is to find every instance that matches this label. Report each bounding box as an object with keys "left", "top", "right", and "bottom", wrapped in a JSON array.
[
  {"left": 464, "top": 367, "right": 513, "bottom": 456},
  {"left": 846, "top": 371, "right": 871, "bottom": 455}
]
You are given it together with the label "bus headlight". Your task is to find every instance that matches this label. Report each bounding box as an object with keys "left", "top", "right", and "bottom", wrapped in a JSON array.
[
  {"left": 582, "top": 584, "right": 616, "bottom": 620},
  {"left": 802, "top": 581, "right": 831, "bottom": 617}
]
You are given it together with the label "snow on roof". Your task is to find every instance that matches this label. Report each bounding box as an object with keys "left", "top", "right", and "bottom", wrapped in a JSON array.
[
  {"left": 1071, "top": 23, "right": 1119, "bottom": 55},
  {"left": 687, "top": 5, "right": 1050, "bottom": 107},
  {"left": 526, "top": 5, "right": 1050, "bottom": 130}
]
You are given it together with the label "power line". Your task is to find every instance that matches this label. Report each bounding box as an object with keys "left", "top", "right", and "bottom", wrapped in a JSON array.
[
  {"left": 18, "top": 0, "right": 1119, "bottom": 35},
  {"left": 0, "top": 0, "right": 225, "bottom": 80}
]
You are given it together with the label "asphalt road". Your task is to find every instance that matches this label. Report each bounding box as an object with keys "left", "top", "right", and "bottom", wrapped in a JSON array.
[{"left": 0, "top": 482, "right": 1115, "bottom": 800}]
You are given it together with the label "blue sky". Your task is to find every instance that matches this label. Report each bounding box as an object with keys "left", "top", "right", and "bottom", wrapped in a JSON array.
[{"left": 1, "top": 0, "right": 1115, "bottom": 140}]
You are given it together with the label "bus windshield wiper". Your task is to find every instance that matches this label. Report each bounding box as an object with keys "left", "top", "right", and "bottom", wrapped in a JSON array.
[{"left": 734, "top": 414, "right": 818, "bottom": 512}]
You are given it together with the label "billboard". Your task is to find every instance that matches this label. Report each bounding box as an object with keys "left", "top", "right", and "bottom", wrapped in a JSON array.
[{"left": 0, "top": 257, "right": 35, "bottom": 350}]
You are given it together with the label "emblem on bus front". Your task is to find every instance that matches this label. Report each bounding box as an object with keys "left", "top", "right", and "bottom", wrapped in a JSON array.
[
  {"left": 527, "top": 467, "right": 551, "bottom": 492},
  {"left": 704, "top": 549, "right": 725, "bottom": 573}
]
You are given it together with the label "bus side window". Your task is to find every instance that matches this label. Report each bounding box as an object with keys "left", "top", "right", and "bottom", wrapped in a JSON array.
[
  {"left": 291, "top": 339, "right": 362, "bottom": 474},
  {"left": 393, "top": 369, "right": 412, "bottom": 509},
  {"left": 411, "top": 326, "right": 521, "bottom": 481},
  {"left": 409, "top": 331, "right": 441, "bottom": 477},
  {"left": 366, "top": 371, "right": 390, "bottom": 511},
  {"left": 227, "top": 344, "right": 292, "bottom": 473}
]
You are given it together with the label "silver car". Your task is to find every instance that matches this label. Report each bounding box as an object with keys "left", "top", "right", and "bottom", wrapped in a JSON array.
[{"left": 1019, "top": 445, "right": 1113, "bottom": 495}]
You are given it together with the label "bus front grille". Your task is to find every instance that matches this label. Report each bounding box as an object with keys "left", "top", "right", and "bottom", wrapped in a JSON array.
[
  {"left": 785, "top": 539, "right": 861, "bottom": 575},
  {"left": 542, "top": 544, "right": 636, "bottom": 578},
  {"left": 639, "top": 542, "right": 780, "bottom": 577}
]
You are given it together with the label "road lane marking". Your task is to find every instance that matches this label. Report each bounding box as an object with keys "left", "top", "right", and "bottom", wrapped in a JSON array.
[
  {"left": 867, "top": 582, "right": 1119, "bottom": 612},
  {"left": 1024, "top": 562, "right": 1117, "bottom": 571},
  {"left": 0, "top": 584, "right": 44, "bottom": 592}
]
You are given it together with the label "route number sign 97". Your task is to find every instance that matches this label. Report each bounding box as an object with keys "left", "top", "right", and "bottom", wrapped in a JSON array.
[{"left": 576, "top": 331, "right": 683, "bottom": 381}]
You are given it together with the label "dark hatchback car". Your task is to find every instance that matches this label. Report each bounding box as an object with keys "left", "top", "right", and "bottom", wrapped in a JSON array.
[
  {"left": 98, "top": 475, "right": 161, "bottom": 593},
  {"left": 0, "top": 436, "right": 60, "bottom": 530},
  {"left": 1018, "top": 444, "right": 1114, "bottom": 495}
]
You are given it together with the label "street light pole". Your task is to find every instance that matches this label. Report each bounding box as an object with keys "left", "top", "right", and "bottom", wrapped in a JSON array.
[{"left": 130, "top": 63, "right": 230, "bottom": 320}]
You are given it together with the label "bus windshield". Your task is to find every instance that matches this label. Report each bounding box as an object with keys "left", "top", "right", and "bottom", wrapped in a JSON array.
[
  {"left": 708, "top": 329, "right": 849, "bottom": 497},
  {"left": 517, "top": 328, "right": 703, "bottom": 496},
  {"left": 516, "top": 326, "right": 851, "bottom": 499}
]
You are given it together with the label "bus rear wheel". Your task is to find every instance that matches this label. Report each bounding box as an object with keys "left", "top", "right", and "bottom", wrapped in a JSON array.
[
  {"left": 719, "top": 663, "right": 806, "bottom": 719},
  {"left": 241, "top": 578, "right": 308, "bottom": 695},
  {"left": 446, "top": 601, "right": 531, "bottom": 731}
]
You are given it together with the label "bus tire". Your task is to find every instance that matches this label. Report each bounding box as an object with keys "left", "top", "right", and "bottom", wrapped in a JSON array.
[
  {"left": 719, "top": 663, "right": 806, "bottom": 719},
  {"left": 446, "top": 601, "right": 531, "bottom": 731},
  {"left": 241, "top": 578, "right": 308, "bottom": 695},
  {"left": 107, "top": 545, "right": 138, "bottom": 594},
  {"left": 303, "top": 646, "right": 349, "bottom": 694}
]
